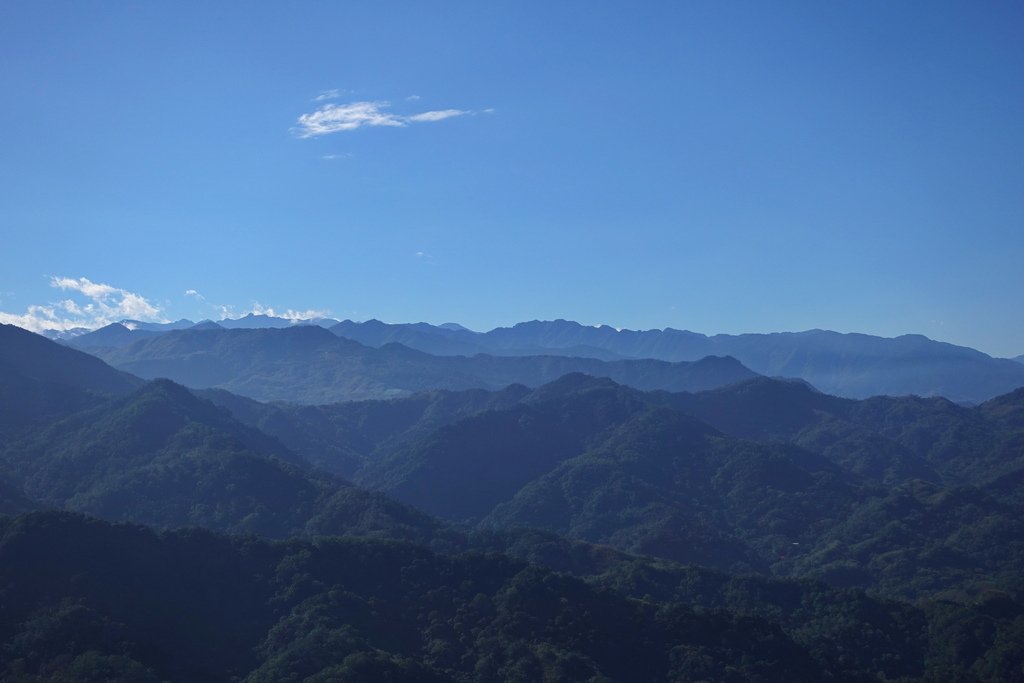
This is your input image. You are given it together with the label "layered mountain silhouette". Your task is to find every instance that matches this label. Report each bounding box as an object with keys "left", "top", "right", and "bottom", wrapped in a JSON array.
[
  {"left": 327, "top": 319, "right": 1024, "bottom": 403},
  {"left": 83, "top": 326, "right": 757, "bottom": 403},
  {"left": 3, "top": 326, "right": 1024, "bottom": 680},
  {"left": 62, "top": 317, "right": 1024, "bottom": 401},
  {"left": 192, "top": 366, "right": 1024, "bottom": 599},
  {"left": 59, "top": 313, "right": 342, "bottom": 346}
]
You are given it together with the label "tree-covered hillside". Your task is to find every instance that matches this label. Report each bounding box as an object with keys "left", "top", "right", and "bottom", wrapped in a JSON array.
[
  {"left": 0, "top": 378, "right": 453, "bottom": 545},
  {"left": 3, "top": 330, "right": 1024, "bottom": 681},
  {"left": 3, "top": 512, "right": 1023, "bottom": 683},
  {"left": 239, "top": 375, "right": 1024, "bottom": 600}
]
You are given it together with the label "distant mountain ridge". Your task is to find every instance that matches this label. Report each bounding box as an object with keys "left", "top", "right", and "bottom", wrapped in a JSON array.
[
  {"left": 328, "top": 319, "right": 1024, "bottom": 403},
  {"left": 39, "top": 316, "right": 1024, "bottom": 401},
  {"left": 84, "top": 326, "right": 757, "bottom": 403},
  {"left": 50, "top": 312, "right": 343, "bottom": 345}
]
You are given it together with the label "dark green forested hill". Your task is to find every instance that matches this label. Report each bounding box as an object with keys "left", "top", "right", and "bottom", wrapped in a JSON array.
[
  {"left": 482, "top": 408, "right": 858, "bottom": 573},
  {"left": 355, "top": 376, "right": 655, "bottom": 521},
  {"left": 199, "top": 382, "right": 532, "bottom": 478},
  {"left": 252, "top": 375, "right": 1024, "bottom": 600},
  {"left": 3, "top": 512, "right": 1023, "bottom": 683},
  {"left": 0, "top": 378, "right": 456, "bottom": 545},
  {"left": 668, "top": 376, "right": 1024, "bottom": 487},
  {"left": 0, "top": 512, "right": 829, "bottom": 683},
  {"left": 188, "top": 371, "right": 1024, "bottom": 601}
]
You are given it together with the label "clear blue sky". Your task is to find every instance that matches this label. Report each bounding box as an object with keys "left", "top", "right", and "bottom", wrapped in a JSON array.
[{"left": 1, "top": 1, "right": 1022, "bottom": 356}]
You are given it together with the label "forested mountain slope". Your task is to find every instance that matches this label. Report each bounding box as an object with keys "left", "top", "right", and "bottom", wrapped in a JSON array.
[
  {"left": 4, "top": 512, "right": 1023, "bottom": 683},
  {"left": 2, "top": 330, "right": 1024, "bottom": 680}
]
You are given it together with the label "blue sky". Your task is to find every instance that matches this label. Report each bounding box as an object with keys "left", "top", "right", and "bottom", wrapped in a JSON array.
[{"left": 1, "top": 2, "right": 1022, "bottom": 356}]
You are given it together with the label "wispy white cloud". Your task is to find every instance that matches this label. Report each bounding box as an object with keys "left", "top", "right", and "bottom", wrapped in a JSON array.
[
  {"left": 314, "top": 88, "right": 346, "bottom": 101},
  {"left": 406, "top": 94, "right": 421, "bottom": 101},
  {"left": 293, "top": 99, "right": 475, "bottom": 138},
  {"left": 184, "top": 288, "right": 205, "bottom": 301},
  {"left": 295, "top": 101, "right": 404, "bottom": 137},
  {"left": 0, "top": 276, "right": 166, "bottom": 333},
  {"left": 405, "top": 109, "right": 467, "bottom": 123},
  {"left": 415, "top": 251, "right": 437, "bottom": 265},
  {"left": 322, "top": 153, "right": 353, "bottom": 160}
]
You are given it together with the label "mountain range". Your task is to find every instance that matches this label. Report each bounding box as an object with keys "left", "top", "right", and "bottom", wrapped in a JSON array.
[
  {"left": 326, "top": 319, "right": 1024, "bottom": 403},
  {"left": 78, "top": 325, "right": 756, "bottom": 403},
  {"left": 211, "top": 370, "right": 1020, "bottom": 600},
  {"left": 2, "top": 323, "right": 1024, "bottom": 680},
  {"left": 9, "top": 323, "right": 1024, "bottom": 599},
  {"left": 61, "top": 316, "right": 1024, "bottom": 402}
]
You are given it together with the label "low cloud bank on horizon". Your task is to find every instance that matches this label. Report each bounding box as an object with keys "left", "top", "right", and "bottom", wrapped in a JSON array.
[
  {"left": 0, "top": 277, "right": 331, "bottom": 334},
  {"left": 0, "top": 276, "right": 165, "bottom": 333}
]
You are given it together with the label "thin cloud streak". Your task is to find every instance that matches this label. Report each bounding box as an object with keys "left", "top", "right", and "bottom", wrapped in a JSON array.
[
  {"left": 405, "top": 109, "right": 466, "bottom": 123},
  {"left": 293, "top": 100, "right": 475, "bottom": 138},
  {"left": 314, "top": 88, "right": 345, "bottom": 101}
]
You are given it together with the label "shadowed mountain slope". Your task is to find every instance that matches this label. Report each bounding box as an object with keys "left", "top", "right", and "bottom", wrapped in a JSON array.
[
  {"left": 199, "top": 383, "right": 532, "bottom": 478},
  {"left": 0, "top": 324, "right": 141, "bottom": 397},
  {"left": 310, "top": 374, "right": 1024, "bottom": 597},
  {"left": 355, "top": 376, "right": 654, "bottom": 522},
  {"left": 0, "top": 324, "right": 143, "bottom": 438}
]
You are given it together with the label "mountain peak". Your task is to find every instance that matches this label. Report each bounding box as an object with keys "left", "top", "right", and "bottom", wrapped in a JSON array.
[{"left": 526, "top": 373, "right": 623, "bottom": 400}]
